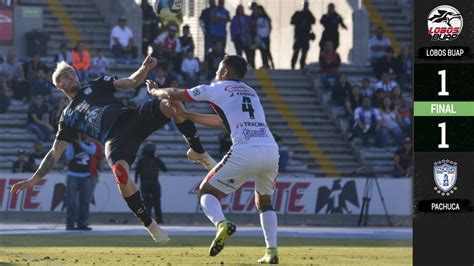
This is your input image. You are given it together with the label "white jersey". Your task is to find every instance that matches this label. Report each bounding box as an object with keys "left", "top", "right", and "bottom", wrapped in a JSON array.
[{"left": 185, "top": 80, "right": 278, "bottom": 149}]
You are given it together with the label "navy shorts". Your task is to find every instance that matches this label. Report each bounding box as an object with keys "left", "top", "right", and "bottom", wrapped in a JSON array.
[{"left": 104, "top": 98, "right": 170, "bottom": 166}]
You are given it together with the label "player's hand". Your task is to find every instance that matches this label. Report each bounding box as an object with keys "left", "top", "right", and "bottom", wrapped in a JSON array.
[
  {"left": 10, "top": 178, "right": 39, "bottom": 194},
  {"left": 142, "top": 55, "right": 157, "bottom": 70},
  {"left": 146, "top": 79, "right": 159, "bottom": 94}
]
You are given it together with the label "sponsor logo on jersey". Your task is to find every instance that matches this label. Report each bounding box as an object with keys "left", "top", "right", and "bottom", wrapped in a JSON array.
[
  {"left": 242, "top": 128, "right": 268, "bottom": 140},
  {"left": 225, "top": 85, "right": 256, "bottom": 97},
  {"left": 427, "top": 5, "right": 463, "bottom": 41},
  {"left": 433, "top": 159, "right": 458, "bottom": 196}
]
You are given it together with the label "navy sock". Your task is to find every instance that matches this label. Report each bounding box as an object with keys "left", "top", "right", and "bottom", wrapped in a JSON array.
[
  {"left": 176, "top": 120, "right": 205, "bottom": 153},
  {"left": 124, "top": 191, "right": 152, "bottom": 227}
]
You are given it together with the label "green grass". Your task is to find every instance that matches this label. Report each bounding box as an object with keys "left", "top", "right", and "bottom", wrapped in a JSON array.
[{"left": 0, "top": 235, "right": 412, "bottom": 265}]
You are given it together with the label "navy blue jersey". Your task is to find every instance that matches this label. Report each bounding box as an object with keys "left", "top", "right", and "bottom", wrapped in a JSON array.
[{"left": 56, "top": 76, "right": 128, "bottom": 143}]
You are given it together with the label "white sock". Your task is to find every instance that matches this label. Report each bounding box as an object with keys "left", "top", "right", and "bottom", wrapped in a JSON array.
[
  {"left": 260, "top": 211, "right": 278, "bottom": 248},
  {"left": 200, "top": 194, "right": 226, "bottom": 226}
]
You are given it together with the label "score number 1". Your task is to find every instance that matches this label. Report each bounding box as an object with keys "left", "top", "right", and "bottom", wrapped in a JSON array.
[{"left": 438, "top": 70, "right": 449, "bottom": 149}]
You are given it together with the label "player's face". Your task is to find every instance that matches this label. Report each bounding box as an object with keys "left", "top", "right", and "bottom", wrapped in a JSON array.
[{"left": 58, "top": 69, "right": 80, "bottom": 95}]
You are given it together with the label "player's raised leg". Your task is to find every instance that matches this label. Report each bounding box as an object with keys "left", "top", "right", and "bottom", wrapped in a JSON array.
[
  {"left": 110, "top": 159, "right": 169, "bottom": 243},
  {"left": 199, "top": 182, "right": 236, "bottom": 256},
  {"left": 160, "top": 100, "right": 216, "bottom": 170}
]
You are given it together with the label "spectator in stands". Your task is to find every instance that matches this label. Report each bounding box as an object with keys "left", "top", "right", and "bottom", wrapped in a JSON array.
[
  {"left": 360, "top": 77, "right": 374, "bottom": 98},
  {"left": 72, "top": 41, "right": 91, "bottom": 83},
  {"left": 65, "top": 134, "right": 96, "bottom": 230},
  {"left": 135, "top": 142, "right": 167, "bottom": 224},
  {"left": 205, "top": 41, "right": 225, "bottom": 81},
  {"left": 141, "top": 0, "right": 159, "bottom": 57},
  {"left": 181, "top": 51, "right": 200, "bottom": 87},
  {"left": 345, "top": 85, "right": 362, "bottom": 129},
  {"left": 153, "top": 65, "right": 171, "bottom": 88},
  {"left": 331, "top": 73, "right": 351, "bottom": 105},
  {"left": 319, "top": 3, "right": 347, "bottom": 52},
  {"left": 368, "top": 27, "right": 391, "bottom": 66},
  {"left": 352, "top": 97, "right": 383, "bottom": 147},
  {"left": 28, "top": 140, "right": 46, "bottom": 172},
  {"left": 319, "top": 41, "right": 341, "bottom": 90},
  {"left": 49, "top": 97, "right": 67, "bottom": 133},
  {"left": 218, "top": 130, "right": 232, "bottom": 158},
  {"left": 379, "top": 97, "right": 404, "bottom": 147},
  {"left": 199, "top": 0, "right": 217, "bottom": 55},
  {"left": 372, "top": 88, "right": 387, "bottom": 108},
  {"left": 180, "top": 25, "right": 195, "bottom": 57},
  {"left": 374, "top": 47, "right": 399, "bottom": 80},
  {"left": 230, "top": 5, "right": 254, "bottom": 68},
  {"left": 375, "top": 72, "right": 398, "bottom": 92},
  {"left": 27, "top": 95, "right": 54, "bottom": 143},
  {"left": 90, "top": 49, "right": 110, "bottom": 78},
  {"left": 30, "top": 68, "right": 53, "bottom": 100},
  {"left": 151, "top": 43, "right": 171, "bottom": 68},
  {"left": 396, "top": 45, "right": 413, "bottom": 90},
  {"left": 12, "top": 149, "right": 32, "bottom": 173},
  {"left": 272, "top": 132, "right": 290, "bottom": 173},
  {"left": 23, "top": 52, "right": 47, "bottom": 82},
  {"left": 391, "top": 85, "right": 412, "bottom": 135},
  {"left": 0, "top": 58, "right": 11, "bottom": 113},
  {"left": 110, "top": 16, "right": 138, "bottom": 59},
  {"left": 393, "top": 137, "right": 413, "bottom": 177},
  {"left": 0, "top": 49, "right": 29, "bottom": 102},
  {"left": 153, "top": 24, "right": 182, "bottom": 72},
  {"left": 85, "top": 134, "right": 103, "bottom": 207},
  {"left": 209, "top": 0, "right": 231, "bottom": 50},
  {"left": 55, "top": 43, "right": 73, "bottom": 65},
  {"left": 255, "top": 5, "right": 273, "bottom": 69},
  {"left": 290, "top": 1, "right": 316, "bottom": 70}
]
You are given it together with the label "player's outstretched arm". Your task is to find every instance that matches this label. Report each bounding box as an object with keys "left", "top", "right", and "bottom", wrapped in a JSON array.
[
  {"left": 10, "top": 139, "right": 69, "bottom": 194},
  {"left": 113, "top": 56, "right": 157, "bottom": 91},
  {"left": 172, "top": 102, "right": 224, "bottom": 128},
  {"left": 146, "top": 80, "right": 191, "bottom": 102}
]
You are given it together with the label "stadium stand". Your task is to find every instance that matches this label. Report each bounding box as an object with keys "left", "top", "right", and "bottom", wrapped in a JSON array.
[
  {"left": 21, "top": 0, "right": 111, "bottom": 58},
  {"left": 365, "top": 0, "right": 412, "bottom": 53}
]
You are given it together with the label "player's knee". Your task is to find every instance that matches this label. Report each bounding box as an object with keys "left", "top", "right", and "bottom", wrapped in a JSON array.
[
  {"left": 112, "top": 162, "right": 129, "bottom": 185},
  {"left": 198, "top": 182, "right": 226, "bottom": 199},
  {"left": 257, "top": 205, "right": 274, "bottom": 213},
  {"left": 159, "top": 100, "right": 174, "bottom": 118},
  {"left": 255, "top": 193, "right": 273, "bottom": 213}
]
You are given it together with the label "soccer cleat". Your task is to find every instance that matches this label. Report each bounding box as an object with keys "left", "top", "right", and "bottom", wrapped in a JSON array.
[
  {"left": 146, "top": 219, "right": 170, "bottom": 244},
  {"left": 209, "top": 220, "right": 236, "bottom": 256},
  {"left": 258, "top": 248, "right": 279, "bottom": 264},
  {"left": 187, "top": 148, "right": 217, "bottom": 171}
]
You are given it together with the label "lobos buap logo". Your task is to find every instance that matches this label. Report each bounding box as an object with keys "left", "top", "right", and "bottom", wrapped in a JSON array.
[{"left": 427, "top": 5, "right": 463, "bottom": 41}]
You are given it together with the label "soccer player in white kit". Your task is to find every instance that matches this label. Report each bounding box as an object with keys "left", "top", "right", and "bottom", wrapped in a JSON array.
[{"left": 147, "top": 55, "right": 280, "bottom": 264}]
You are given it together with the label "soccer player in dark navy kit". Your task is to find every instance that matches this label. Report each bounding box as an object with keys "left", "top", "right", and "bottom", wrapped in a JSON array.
[{"left": 10, "top": 56, "right": 216, "bottom": 243}]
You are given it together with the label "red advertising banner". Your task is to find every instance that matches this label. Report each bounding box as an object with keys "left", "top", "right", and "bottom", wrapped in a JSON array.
[{"left": 0, "top": 7, "right": 13, "bottom": 44}]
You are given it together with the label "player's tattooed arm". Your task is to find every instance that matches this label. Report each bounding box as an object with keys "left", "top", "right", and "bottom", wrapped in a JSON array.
[
  {"left": 114, "top": 56, "right": 157, "bottom": 91},
  {"left": 146, "top": 80, "right": 190, "bottom": 102},
  {"left": 10, "top": 139, "right": 69, "bottom": 194},
  {"left": 172, "top": 102, "right": 224, "bottom": 128}
]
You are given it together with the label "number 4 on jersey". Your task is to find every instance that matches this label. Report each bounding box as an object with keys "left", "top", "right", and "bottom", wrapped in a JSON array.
[{"left": 242, "top": 96, "right": 255, "bottom": 119}]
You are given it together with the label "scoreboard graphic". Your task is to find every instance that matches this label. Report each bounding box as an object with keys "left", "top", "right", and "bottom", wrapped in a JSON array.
[{"left": 413, "top": 0, "right": 474, "bottom": 264}]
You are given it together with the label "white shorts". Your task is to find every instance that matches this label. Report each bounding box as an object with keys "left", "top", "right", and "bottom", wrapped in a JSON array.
[{"left": 203, "top": 146, "right": 279, "bottom": 195}]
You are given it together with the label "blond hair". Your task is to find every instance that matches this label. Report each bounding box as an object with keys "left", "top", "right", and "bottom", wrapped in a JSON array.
[{"left": 52, "top": 61, "right": 75, "bottom": 86}]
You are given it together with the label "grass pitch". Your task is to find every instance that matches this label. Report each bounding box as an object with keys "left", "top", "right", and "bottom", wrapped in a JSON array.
[{"left": 1, "top": 235, "right": 411, "bottom": 265}]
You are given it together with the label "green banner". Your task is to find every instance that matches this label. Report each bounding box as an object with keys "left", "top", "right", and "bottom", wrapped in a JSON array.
[{"left": 414, "top": 102, "right": 474, "bottom": 116}]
